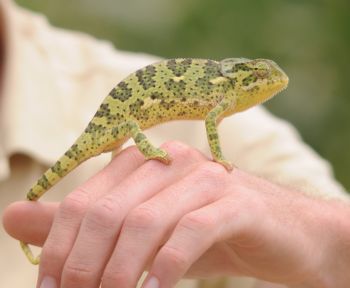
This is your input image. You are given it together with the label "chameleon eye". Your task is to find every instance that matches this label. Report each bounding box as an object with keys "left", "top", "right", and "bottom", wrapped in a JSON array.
[{"left": 253, "top": 62, "right": 270, "bottom": 78}]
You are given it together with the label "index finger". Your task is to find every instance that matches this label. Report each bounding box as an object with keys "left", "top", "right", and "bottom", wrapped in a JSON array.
[
  {"left": 38, "top": 144, "right": 146, "bottom": 248},
  {"left": 2, "top": 201, "right": 58, "bottom": 246}
]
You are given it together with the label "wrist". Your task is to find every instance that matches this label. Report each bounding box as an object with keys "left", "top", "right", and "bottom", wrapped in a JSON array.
[{"left": 294, "top": 198, "right": 350, "bottom": 288}]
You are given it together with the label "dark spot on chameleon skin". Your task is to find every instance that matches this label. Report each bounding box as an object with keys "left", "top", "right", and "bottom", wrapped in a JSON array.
[
  {"left": 110, "top": 81, "right": 133, "bottom": 102},
  {"left": 150, "top": 91, "right": 163, "bottom": 100},
  {"left": 111, "top": 127, "right": 119, "bottom": 138},
  {"left": 204, "top": 60, "right": 221, "bottom": 75},
  {"left": 129, "top": 98, "right": 149, "bottom": 121},
  {"left": 166, "top": 59, "right": 192, "bottom": 77},
  {"left": 134, "top": 132, "right": 146, "bottom": 143},
  {"left": 208, "top": 133, "right": 219, "bottom": 141},
  {"left": 195, "top": 77, "right": 213, "bottom": 94},
  {"left": 51, "top": 161, "right": 65, "bottom": 177},
  {"left": 65, "top": 144, "right": 79, "bottom": 160},
  {"left": 232, "top": 63, "right": 251, "bottom": 73},
  {"left": 94, "top": 103, "right": 110, "bottom": 117},
  {"left": 106, "top": 112, "right": 125, "bottom": 125},
  {"left": 222, "top": 63, "right": 252, "bottom": 76},
  {"left": 38, "top": 175, "right": 51, "bottom": 190},
  {"left": 195, "top": 60, "right": 222, "bottom": 95},
  {"left": 83, "top": 123, "right": 108, "bottom": 146},
  {"left": 242, "top": 74, "right": 258, "bottom": 86},
  {"left": 136, "top": 65, "right": 157, "bottom": 90},
  {"left": 85, "top": 122, "right": 106, "bottom": 134},
  {"left": 164, "top": 79, "right": 186, "bottom": 98},
  {"left": 27, "top": 190, "right": 36, "bottom": 200},
  {"left": 160, "top": 99, "right": 176, "bottom": 110}
]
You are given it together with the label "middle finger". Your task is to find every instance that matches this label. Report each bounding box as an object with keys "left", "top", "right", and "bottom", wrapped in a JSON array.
[{"left": 102, "top": 161, "right": 229, "bottom": 288}]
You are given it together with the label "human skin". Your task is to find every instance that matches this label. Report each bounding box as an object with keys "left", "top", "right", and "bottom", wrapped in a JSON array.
[{"left": 3, "top": 141, "right": 350, "bottom": 288}]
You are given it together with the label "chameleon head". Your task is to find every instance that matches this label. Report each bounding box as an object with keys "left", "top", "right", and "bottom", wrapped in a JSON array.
[{"left": 220, "top": 58, "right": 289, "bottom": 112}]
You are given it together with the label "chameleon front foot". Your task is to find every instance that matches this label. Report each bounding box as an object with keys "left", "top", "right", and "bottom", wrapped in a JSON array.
[
  {"left": 213, "top": 158, "right": 234, "bottom": 171},
  {"left": 20, "top": 241, "right": 40, "bottom": 265}
]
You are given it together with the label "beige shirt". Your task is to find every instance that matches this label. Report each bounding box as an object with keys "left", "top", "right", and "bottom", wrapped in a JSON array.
[{"left": 0, "top": 1, "right": 348, "bottom": 287}]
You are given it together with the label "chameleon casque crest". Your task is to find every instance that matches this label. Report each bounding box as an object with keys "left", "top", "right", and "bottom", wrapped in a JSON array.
[{"left": 20, "top": 57, "right": 289, "bottom": 264}]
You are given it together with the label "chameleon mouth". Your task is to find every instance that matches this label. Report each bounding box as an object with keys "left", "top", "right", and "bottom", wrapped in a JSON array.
[
  {"left": 256, "top": 75, "right": 289, "bottom": 106},
  {"left": 268, "top": 76, "right": 289, "bottom": 101}
]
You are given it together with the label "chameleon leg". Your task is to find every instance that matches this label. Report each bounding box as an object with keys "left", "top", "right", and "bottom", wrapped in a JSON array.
[
  {"left": 122, "top": 121, "right": 171, "bottom": 164},
  {"left": 205, "top": 99, "right": 234, "bottom": 171}
]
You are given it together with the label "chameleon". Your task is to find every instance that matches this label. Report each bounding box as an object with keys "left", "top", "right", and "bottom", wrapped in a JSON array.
[{"left": 20, "top": 57, "right": 289, "bottom": 264}]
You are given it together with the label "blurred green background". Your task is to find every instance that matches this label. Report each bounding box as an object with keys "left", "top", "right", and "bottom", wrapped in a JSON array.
[{"left": 16, "top": 0, "right": 350, "bottom": 191}]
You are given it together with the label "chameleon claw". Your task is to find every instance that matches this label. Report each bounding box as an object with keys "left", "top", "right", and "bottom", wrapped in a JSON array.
[
  {"left": 149, "top": 154, "right": 172, "bottom": 165},
  {"left": 146, "top": 149, "right": 172, "bottom": 165}
]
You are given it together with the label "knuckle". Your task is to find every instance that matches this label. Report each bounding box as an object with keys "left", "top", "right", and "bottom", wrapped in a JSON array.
[
  {"left": 119, "top": 145, "right": 145, "bottom": 163},
  {"left": 60, "top": 188, "right": 90, "bottom": 217},
  {"left": 40, "top": 240, "right": 66, "bottom": 266},
  {"left": 180, "top": 211, "right": 216, "bottom": 234},
  {"left": 86, "top": 195, "right": 123, "bottom": 230},
  {"left": 180, "top": 162, "right": 228, "bottom": 203},
  {"left": 125, "top": 205, "right": 161, "bottom": 231},
  {"left": 194, "top": 162, "right": 228, "bottom": 187},
  {"left": 63, "top": 261, "right": 93, "bottom": 285},
  {"left": 102, "top": 269, "right": 132, "bottom": 287},
  {"left": 162, "top": 140, "right": 190, "bottom": 151},
  {"left": 159, "top": 245, "right": 189, "bottom": 270},
  {"left": 325, "top": 205, "right": 350, "bottom": 248},
  {"left": 161, "top": 141, "right": 202, "bottom": 161},
  {"left": 197, "top": 161, "right": 228, "bottom": 179}
]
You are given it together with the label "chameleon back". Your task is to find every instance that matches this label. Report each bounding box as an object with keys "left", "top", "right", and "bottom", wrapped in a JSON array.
[{"left": 92, "top": 58, "right": 233, "bottom": 131}]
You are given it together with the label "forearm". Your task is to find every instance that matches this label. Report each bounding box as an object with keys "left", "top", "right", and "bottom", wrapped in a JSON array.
[{"left": 232, "top": 171, "right": 350, "bottom": 288}]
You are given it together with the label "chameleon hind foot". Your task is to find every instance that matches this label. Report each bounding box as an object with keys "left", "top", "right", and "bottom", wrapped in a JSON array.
[
  {"left": 20, "top": 241, "right": 40, "bottom": 265},
  {"left": 125, "top": 121, "right": 171, "bottom": 165},
  {"left": 145, "top": 147, "right": 171, "bottom": 164}
]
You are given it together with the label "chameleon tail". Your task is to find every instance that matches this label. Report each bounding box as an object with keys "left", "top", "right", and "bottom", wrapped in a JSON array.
[
  {"left": 26, "top": 143, "right": 85, "bottom": 201},
  {"left": 25, "top": 160, "right": 76, "bottom": 201},
  {"left": 21, "top": 134, "right": 100, "bottom": 264},
  {"left": 21, "top": 152, "right": 82, "bottom": 265}
]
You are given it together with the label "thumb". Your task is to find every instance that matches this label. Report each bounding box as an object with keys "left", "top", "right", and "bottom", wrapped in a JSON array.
[{"left": 2, "top": 201, "right": 59, "bottom": 246}]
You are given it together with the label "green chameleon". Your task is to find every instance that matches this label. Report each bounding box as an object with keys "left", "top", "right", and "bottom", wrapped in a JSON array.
[{"left": 20, "top": 57, "right": 289, "bottom": 264}]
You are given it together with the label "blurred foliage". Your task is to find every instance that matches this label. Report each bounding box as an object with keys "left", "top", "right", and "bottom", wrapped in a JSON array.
[{"left": 16, "top": 0, "right": 350, "bottom": 190}]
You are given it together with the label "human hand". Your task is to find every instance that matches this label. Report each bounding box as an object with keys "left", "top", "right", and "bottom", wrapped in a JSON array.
[{"left": 3, "top": 141, "right": 350, "bottom": 288}]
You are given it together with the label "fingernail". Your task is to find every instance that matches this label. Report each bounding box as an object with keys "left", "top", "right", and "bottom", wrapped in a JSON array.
[
  {"left": 143, "top": 276, "right": 159, "bottom": 288},
  {"left": 40, "top": 276, "right": 57, "bottom": 288}
]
